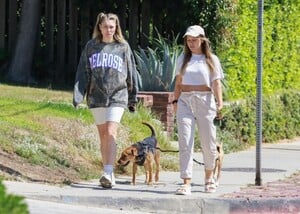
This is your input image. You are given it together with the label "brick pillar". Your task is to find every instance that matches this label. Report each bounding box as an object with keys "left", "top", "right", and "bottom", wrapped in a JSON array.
[
  {"left": 138, "top": 92, "right": 175, "bottom": 136},
  {"left": 137, "top": 94, "right": 153, "bottom": 107}
]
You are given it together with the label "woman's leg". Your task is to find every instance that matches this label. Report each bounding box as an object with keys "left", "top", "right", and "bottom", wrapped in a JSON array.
[
  {"left": 194, "top": 93, "right": 218, "bottom": 192},
  {"left": 98, "top": 121, "right": 119, "bottom": 188},
  {"left": 97, "top": 121, "right": 119, "bottom": 166},
  {"left": 176, "top": 98, "right": 195, "bottom": 184},
  {"left": 92, "top": 107, "right": 124, "bottom": 188},
  {"left": 175, "top": 96, "right": 195, "bottom": 195}
]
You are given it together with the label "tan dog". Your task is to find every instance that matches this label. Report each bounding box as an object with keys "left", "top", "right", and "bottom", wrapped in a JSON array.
[
  {"left": 213, "top": 142, "right": 224, "bottom": 187},
  {"left": 117, "top": 122, "right": 160, "bottom": 185}
]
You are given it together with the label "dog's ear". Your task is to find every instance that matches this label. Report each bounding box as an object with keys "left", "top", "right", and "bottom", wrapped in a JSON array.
[{"left": 131, "top": 148, "right": 138, "bottom": 156}]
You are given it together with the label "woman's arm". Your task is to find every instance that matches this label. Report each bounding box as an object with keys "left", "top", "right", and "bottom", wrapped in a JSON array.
[
  {"left": 212, "top": 79, "right": 223, "bottom": 111},
  {"left": 173, "top": 75, "right": 182, "bottom": 102}
]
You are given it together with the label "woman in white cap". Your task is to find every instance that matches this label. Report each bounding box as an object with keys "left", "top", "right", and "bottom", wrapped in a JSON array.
[{"left": 172, "top": 25, "right": 224, "bottom": 194}]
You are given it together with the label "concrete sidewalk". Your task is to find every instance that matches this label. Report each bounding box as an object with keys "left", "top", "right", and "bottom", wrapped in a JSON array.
[{"left": 4, "top": 140, "right": 300, "bottom": 213}]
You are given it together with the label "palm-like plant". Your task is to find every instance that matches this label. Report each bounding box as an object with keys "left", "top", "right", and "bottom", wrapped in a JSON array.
[{"left": 134, "top": 31, "right": 182, "bottom": 92}]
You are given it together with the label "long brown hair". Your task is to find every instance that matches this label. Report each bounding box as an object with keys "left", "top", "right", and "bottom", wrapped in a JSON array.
[
  {"left": 180, "top": 36, "right": 215, "bottom": 75},
  {"left": 92, "top": 12, "right": 125, "bottom": 43}
]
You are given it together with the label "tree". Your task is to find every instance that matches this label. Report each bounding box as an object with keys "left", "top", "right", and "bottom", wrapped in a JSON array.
[{"left": 6, "top": 0, "right": 41, "bottom": 84}]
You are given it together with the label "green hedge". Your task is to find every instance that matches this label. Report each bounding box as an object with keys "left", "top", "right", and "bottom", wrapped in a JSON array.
[
  {"left": 218, "top": 91, "right": 300, "bottom": 153},
  {"left": 217, "top": 0, "right": 300, "bottom": 100}
]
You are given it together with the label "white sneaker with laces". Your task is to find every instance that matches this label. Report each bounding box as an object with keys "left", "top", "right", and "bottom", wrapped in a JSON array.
[{"left": 99, "top": 172, "right": 115, "bottom": 188}]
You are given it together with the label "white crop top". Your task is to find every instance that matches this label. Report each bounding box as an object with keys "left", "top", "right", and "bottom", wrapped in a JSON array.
[{"left": 175, "top": 53, "right": 224, "bottom": 87}]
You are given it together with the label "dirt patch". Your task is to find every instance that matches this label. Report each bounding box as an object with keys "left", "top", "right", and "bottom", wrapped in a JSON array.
[
  {"left": 0, "top": 118, "right": 102, "bottom": 184},
  {"left": 0, "top": 149, "right": 81, "bottom": 184}
]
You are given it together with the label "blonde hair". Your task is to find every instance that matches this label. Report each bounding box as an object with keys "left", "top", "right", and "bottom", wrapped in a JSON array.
[
  {"left": 92, "top": 12, "right": 125, "bottom": 43},
  {"left": 180, "top": 36, "right": 215, "bottom": 75}
]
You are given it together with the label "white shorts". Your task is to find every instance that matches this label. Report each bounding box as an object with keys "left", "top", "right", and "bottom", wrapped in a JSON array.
[{"left": 90, "top": 107, "right": 124, "bottom": 125}]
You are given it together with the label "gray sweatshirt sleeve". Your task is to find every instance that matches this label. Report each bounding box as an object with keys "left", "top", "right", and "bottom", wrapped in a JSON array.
[
  {"left": 126, "top": 44, "right": 139, "bottom": 105},
  {"left": 73, "top": 44, "right": 90, "bottom": 107}
]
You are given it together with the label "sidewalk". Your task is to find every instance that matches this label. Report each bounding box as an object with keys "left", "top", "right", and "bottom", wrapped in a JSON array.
[{"left": 4, "top": 140, "right": 300, "bottom": 214}]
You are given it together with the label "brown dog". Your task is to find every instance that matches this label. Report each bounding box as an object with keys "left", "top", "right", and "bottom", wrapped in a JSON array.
[
  {"left": 117, "top": 122, "right": 160, "bottom": 185},
  {"left": 213, "top": 142, "right": 224, "bottom": 187}
]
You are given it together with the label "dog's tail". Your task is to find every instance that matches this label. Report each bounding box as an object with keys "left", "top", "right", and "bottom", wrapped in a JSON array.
[{"left": 142, "top": 122, "right": 156, "bottom": 137}]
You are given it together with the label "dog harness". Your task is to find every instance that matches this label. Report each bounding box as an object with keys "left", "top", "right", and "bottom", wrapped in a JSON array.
[{"left": 133, "top": 137, "right": 157, "bottom": 166}]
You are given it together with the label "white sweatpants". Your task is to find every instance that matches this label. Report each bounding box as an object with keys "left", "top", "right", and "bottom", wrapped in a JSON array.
[{"left": 176, "top": 91, "right": 218, "bottom": 179}]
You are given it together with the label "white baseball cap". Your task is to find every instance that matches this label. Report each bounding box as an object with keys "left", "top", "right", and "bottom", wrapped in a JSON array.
[{"left": 183, "top": 25, "right": 205, "bottom": 37}]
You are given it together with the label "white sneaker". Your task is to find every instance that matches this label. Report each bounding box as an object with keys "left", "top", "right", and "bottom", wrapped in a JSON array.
[
  {"left": 99, "top": 173, "right": 115, "bottom": 188},
  {"left": 111, "top": 173, "right": 116, "bottom": 186}
]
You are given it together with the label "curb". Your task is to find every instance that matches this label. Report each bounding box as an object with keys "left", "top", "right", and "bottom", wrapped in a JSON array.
[{"left": 25, "top": 194, "right": 300, "bottom": 214}]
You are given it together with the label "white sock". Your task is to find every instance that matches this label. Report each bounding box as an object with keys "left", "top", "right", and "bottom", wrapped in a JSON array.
[{"left": 104, "top": 165, "right": 113, "bottom": 174}]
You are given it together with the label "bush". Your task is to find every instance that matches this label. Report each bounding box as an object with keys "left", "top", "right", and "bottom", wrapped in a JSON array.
[
  {"left": 134, "top": 30, "right": 182, "bottom": 92},
  {"left": 0, "top": 180, "right": 29, "bottom": 214},
  {"left": 218, "top": 1, "right": 300, "bottom": 100},
  {"left": 218, "top": 90, "right": 300, "bottom": 151}
]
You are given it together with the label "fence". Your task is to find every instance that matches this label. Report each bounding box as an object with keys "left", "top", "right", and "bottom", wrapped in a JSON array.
[{"left": 0, "top": 0, "right": 153, "bottom": 85}]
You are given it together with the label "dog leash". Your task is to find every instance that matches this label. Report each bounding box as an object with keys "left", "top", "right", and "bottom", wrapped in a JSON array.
[
  {"left": 156, "top": 147, "right": 205, "bottom": 166},
  {"left": 192, "top": 158, "right": 205, "bottom": 165}
]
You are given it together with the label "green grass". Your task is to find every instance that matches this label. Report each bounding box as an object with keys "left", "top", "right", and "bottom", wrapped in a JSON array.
[{"left": 0, "top": 84, "right": 179, "bottom": 181}]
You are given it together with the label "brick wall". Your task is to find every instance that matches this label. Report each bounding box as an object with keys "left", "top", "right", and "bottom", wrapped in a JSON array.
[{"left": 138, "top": 92, "right": 175, "bottom": 136}]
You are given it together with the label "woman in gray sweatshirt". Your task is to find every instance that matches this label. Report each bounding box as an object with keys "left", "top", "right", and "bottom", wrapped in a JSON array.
[{"left": 73, "top": 12, "right": 139, "bottom": 188}]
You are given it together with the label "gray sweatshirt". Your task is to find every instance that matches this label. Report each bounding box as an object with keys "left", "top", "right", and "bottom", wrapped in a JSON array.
[{"left": 73, "top": 39, "right": 139, "bottom": 109}]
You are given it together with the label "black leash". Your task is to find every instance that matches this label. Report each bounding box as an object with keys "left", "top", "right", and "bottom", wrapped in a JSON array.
[
  {"left": 156, "top": 148, "right": 178, "bottom": 153},
  {"left": 156, "top": 147, "right": 205, "bottom": 166},
  {"left": 192, "top": 158, "right": 205, "bottom": 166}
]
